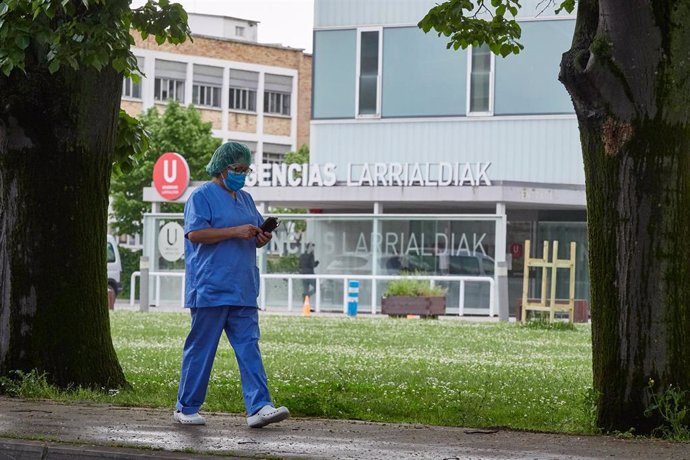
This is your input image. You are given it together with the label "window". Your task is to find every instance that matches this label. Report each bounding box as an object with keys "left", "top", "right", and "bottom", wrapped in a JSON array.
[
  {"left": 229, "top": 69, "right": 259, "bottom": 112},
  {"left": 468, "top": 45, "right": 494, "bottom": 114},
  {"left": 122, "top": 77, "right": 142, "bottom": 99},
  {"left": 236, "top": 26, "right": 245, "bottom": 37},
  {"left": 122, "top": 56, "right": 143, "bottom": 99},
  {"left": 264, "top": 91, "right": 291, "bottom": 115},
  {"left": 264, "top": 74, "right": 293, "bottom": 116},
  {"left": 229, "top": 87, "right": 257, "bottom": 111},
  {"left": 154, "top": 60, "right": 187, "bottom": 103},
  {"left": 193, "top": 85, "right": 221, "bottom": 107},
  {"left": 357, "top": 28, "right": 381, "bottom": 117},
  {"left": 481, "top": 256, "right": 495, "bottom": 276},
  {"left": 192, "top": 64, "right": 222, "bottom": 108},
  {"left": 107, "top": 243, "right": 116, "bottom": 263},
  {"left": 451, "top": 256, "right": 480, "bottom": 275},
  {"left": 263, "top": 143, "right": 290, "bottom": 164},
  {"left": 154, "top": 78, "right": 185, "bottom": 102}
]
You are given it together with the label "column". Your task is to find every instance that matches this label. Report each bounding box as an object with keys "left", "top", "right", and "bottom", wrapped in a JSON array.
[
  {"left": 371, "top": 202, "right": 383, "bottom": 314},
  {"left": 495, "top": 203, "right": 509, "bottom": 321}
]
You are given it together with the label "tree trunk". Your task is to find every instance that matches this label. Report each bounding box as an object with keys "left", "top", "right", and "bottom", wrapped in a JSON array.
[
  {"left": 0, "top": 61, "right": 126, "bottom": 389},
  {"left": 560, "top": 0, "right": 690, "bottom": 433}
]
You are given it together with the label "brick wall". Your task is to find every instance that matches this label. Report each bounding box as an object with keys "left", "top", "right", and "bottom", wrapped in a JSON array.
[
  {"left": 121, "top": 100, "right": 143, "bottom": 117},
  {"left": 198, "top": 108, "right": 223, "bottom": 130},
  {"left": 264, "top": 116, "right": 292, "bottom": 136},
  {"left": 297, "top": 54, "right": 312, "bottom": 149},
  {"left": 230, "top": 113, "right": 257, "bottom": 133},
  {"left": 131, "top": 31, "right": 311, "bottom": 150}
]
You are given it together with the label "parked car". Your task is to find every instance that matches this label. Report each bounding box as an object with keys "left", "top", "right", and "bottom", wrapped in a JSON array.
[
  {"left": 448, "top": 253, "right": 495, "bottom": 276},
  {"left": 107, "top": 235, "right": 122, "bottom": 295},
  {"left": 322, "top": 252, "right": 495, "bottom": 276},
  {"left": 323, "top": 253, "right": 404, "bottom": 275}
]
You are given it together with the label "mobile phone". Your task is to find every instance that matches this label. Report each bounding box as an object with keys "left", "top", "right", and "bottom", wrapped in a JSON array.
[{"left": 260, "top": 216, "right": 279, "bottom": 233}]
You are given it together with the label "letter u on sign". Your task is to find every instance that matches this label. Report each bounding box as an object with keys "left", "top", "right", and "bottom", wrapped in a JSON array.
[
  {"left": 153, "top": 152, "right": 190, "bottom": 201},
  {"left": 163, "top": 159, "right": 177, "bottom": 183}
]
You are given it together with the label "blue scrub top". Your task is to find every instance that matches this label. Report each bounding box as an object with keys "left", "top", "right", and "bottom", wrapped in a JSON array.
[{"left": 184, "top": 182, "right": 264, "bottom": 308}]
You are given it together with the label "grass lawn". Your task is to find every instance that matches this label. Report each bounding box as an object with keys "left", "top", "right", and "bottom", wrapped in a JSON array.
[{"left": 9, "top": 312, "right": 596, "bottom": 433}]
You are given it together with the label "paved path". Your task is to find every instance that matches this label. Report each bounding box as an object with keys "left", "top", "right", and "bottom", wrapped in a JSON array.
[{"left": 1, "top": 398, "right": 689, "bottom": 459}]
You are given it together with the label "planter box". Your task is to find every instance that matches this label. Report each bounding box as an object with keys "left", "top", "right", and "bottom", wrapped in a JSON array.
[{"left": 381, "top": 296, "right": 446, "bottom": 317}]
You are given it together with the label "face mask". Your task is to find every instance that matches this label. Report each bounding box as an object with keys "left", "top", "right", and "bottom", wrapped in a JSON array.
[{"left": 223, "top": 171, "right": 246, "bottom": 192}]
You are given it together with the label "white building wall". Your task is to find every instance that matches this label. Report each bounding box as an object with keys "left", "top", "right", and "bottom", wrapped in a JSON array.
[
  {"left": 311, "top": 116, "right": 584, "bottom": 185},
  {"left": 315, "top": 0, "right": 575, "bottom": 28},
  {"left": 187, "top": 13, "right": 258, "bottom": 42}
]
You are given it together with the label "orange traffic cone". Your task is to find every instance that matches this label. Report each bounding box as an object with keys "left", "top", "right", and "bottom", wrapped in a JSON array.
[{"left": 303, "top": 295, "right": 311, "bottom": 316}]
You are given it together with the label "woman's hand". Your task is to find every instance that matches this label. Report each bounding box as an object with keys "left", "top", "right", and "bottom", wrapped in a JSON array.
[
  {"left": 234, "top": 224, "right": 262, "bottom": 240},
  {"left": 256, "top": 231, "right": 273, "bottom": 248}
]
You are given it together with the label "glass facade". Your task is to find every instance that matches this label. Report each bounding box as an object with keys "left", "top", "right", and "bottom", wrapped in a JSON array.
[{"left": 139, "top": 212, "right": 589, "bottom": 317}]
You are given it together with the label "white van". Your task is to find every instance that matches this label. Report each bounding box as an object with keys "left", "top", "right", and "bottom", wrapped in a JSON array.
[{"left": 107, "top": 235, "right": 122, "bottom": 295}]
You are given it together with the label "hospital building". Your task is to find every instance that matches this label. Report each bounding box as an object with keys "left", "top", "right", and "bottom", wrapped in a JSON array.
[{"left": 135, "top": 1, "right": 589, "bottom": 318}]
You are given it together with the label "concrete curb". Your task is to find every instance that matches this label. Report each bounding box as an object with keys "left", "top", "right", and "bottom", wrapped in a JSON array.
[{"left": 0, "top": 438, "right": 237, "bottom": 460}]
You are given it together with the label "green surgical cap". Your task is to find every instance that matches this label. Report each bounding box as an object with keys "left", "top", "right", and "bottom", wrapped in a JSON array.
[{"left": 205, "top": 142, "right": 252, "bottom": 176}]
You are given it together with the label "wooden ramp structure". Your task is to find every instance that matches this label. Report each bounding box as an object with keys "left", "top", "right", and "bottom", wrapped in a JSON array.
[{"left": 521, "top": 240, "right": 577, "bottom": 322}]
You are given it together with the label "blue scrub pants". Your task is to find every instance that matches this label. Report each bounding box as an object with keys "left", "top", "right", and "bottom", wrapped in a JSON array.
[{"left": 175, "top": 306, "right": 272, "bottom": 416}]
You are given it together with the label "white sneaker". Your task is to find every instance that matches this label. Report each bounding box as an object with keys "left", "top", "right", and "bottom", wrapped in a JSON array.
[
  {"left": 247, "top": 405, "right": 290, "bottom": 428},
  {"left": 173, "top": 410, "right": 206, "bottom": 425}
]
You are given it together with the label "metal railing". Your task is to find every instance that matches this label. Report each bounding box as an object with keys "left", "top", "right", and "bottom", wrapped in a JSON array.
[
  {"left": 260, "top": 274, "right": 495, "bottom": 316},
  {"left": 130, "top": 270, "right": 185, "bottom": 307},
  {"left": 130, "top": 271, "right": 495, "bottom": 316}
]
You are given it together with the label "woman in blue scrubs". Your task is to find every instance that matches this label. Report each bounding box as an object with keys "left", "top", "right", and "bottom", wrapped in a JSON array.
[{"left": 173, "top": 142, "right": 289, "bottom": 428}]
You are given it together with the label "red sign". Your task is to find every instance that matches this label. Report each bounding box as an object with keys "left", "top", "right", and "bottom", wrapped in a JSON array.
[
  {"left": 153, "top": 152, "right": 190, "bottom": 201},
  {"left": 510, "top": 243, "right": 524, "bottom": 259}
]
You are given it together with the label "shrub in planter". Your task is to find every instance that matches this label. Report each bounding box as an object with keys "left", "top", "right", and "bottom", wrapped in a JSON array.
[{"left": 382, "top": 277, "right": 447, "bottom": 318}]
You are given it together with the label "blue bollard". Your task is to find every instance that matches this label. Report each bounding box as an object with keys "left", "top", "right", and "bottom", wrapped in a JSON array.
[{"left": 347, "top": 280, "right": 360, "bottom": 317}]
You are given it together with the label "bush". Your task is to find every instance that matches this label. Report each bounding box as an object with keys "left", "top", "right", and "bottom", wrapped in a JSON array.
[
  {"left": 118, "top": 247, "right": 142, "bottom": 299},
  {"left": 267, "top": 254, "right": 299, "bottom": 273},
  {"left": 384, "top": 276, "right": 447, "bottom": 297}
]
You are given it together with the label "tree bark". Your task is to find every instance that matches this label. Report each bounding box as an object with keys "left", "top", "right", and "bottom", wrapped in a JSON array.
[
  {"left": 0, "top": 61, "right": 126, "bottom": 388},
  {"left": 560, "top": 0, "right": 690, "bottom": 433}
]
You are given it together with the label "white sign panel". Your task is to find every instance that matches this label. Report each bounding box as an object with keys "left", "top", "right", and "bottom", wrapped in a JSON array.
[
  {"left": 245, "top": 162, "right": 492, "bottom": 187},
  {"left": 158, "top": 222, "right": 185, "bottom": 262}
]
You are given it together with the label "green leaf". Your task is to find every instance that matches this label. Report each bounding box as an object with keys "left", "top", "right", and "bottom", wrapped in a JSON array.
[
  {"left": 112, "top": 57, "right": 127, "bottom": 73},
  {"left": 556, "top": 0, "right": 576, "bottom": 14},
  {"left": 1, "top": 60, "right": 13, "bottom": 77},
  {"left": 48, "top": 60, "right": 59, "bottom": 74},
  {"left": 45, "top": 5, "right": 54, "bottom": 18},
  {"left": 66, "top": 54, "right": 78, "bottom": 69},
  {"left": 15, "top": 34, "right": 30, "bottom": 50}
]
